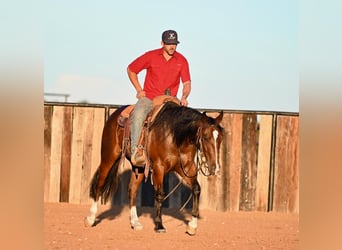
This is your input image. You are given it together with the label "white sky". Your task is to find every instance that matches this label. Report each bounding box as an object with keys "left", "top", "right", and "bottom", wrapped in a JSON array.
[{"left": 44, "top": 0, "right": 298, "bottom": 112}]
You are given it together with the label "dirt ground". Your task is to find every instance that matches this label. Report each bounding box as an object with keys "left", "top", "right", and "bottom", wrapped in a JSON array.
[{"left": 44, "top": 202, "right": 299, "bottom": 250}]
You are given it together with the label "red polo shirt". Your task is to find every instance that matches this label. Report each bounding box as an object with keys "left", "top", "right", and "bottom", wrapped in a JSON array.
[{"left": 128, "top": 48, "right": 191, "bottom": 100}]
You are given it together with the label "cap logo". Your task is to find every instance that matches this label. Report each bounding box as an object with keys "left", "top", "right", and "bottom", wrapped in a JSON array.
[{"left": 168, "top": 33, "right": 176, "bottom": 40}]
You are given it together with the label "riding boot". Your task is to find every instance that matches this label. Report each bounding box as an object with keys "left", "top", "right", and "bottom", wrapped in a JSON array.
[
  {"left": 131, "top": 97, "right": 152, "bottom": 166},
  {"left": 131, "top": 145, "right": 146, "bottom": 166},
  {"left": 131, "top": 127, "right": 146, "bottom": 166}
]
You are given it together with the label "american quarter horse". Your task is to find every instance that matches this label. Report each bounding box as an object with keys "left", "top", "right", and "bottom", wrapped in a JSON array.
[{"left": 84, "top": 101, "right": 224, "bottom": 235}]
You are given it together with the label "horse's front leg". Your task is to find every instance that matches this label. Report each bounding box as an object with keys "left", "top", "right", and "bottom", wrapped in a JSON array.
[
  {"left": 128, "top": 168, "right": 144, "bottom": 230},
  {"left": 153, "top": 169, "right": 166, "bottom": 233},
  {"left": 154, "top": 186, "right": 166, "bottom": 233},
  {"left": 186, "top": 179, "right": 201, "bottom": 236}
]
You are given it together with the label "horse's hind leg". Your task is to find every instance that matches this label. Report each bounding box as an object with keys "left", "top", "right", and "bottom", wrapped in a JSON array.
[
  {"left": 128, "top": 169, "right": 144, "bottom": 230},
  {"left": 84, "top": 200, "right": 98, "bottom": 227},
  {"left": 186, "top": 179, "right": 201, "bottom": 236},
  {"left": 84, "top": 160, "right": 116, "bottom": 227},
  {"left": 85, "top": 142, "right": 121, "bottom": 227}
]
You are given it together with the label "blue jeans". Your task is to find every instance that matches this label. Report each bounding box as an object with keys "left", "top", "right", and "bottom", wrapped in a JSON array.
[{"left": 131, "top": 97, "right": 153, "bottom": 154}]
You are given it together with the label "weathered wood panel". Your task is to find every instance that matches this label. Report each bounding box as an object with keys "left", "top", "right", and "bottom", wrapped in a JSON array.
[
  {"left": 273, "top": 115, "right": 299, "bottom": 213},
  {"left": 48, "top": 106, "right": 64, "bottom": 202},
  {"left": 86, "top": 108, "right": 106, "bottom": 204},
  {"left": 239, "top": 114, "right": 258, "bottom": 211},
  {"left": 80, "top": 108, "right": 96, "bottom": 204},
  {"left": 227, "top": 113, "right": 243, "bottom": 212},
  {"left": 197, "top": 165, "right": 209, "bottom": 209},
  {"left": 255, "top": 115, "right": 273, "bottom": 211},
  {"left": 69, "top": 107, "right": 93, "bottom": 204},
  {"left": 60, "top": 106, "right": 73, "bottom": 202},
  {"left": 217, "top": 112, "right": 230, "bottom": 211},
  {"left": 44, "top": 106, "right": 53, "bottom": 202}
]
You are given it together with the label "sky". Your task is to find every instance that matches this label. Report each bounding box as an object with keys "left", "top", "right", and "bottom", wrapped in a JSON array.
[{"left": 44, "top": 0, "right": 298, "bottom": 112}]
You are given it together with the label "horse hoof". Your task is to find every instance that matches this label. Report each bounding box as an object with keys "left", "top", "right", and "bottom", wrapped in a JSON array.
[
  {"left": 156, "top": 228, "right": 166, "bottom": 233},
  {"left": 186, "top": 225, "right": 197, "bottom": 236},
  {"left": 130, "top": 220, "right": 143, "bottom": 230},
  {"left": 155, "top": 224, "right": 166, "bottom": 233},
  {"left": 84, "top": 216, "right": 94, "bottom": 227}
]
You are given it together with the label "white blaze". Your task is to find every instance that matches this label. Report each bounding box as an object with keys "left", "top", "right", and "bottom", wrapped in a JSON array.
[{"left": 213, "top": 130, "right": 220, "bottom": 174}]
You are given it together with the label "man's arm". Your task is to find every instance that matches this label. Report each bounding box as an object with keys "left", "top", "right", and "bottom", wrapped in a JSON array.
[
  {"left": 127, "top": 67, "right": 145, "bottom": 99},
  {"left": 180, "top": 81, "right": 191, "bottom": 106}
]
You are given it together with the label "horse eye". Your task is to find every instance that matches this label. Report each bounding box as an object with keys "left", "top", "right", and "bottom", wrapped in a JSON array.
[{"left": 202, "top": 136, "right": 210, "bottom": 141}]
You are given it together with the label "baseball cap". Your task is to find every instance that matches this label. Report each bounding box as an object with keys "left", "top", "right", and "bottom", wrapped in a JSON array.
[{"left": 162, "top": 30, "right": 180, "bottom": 44}]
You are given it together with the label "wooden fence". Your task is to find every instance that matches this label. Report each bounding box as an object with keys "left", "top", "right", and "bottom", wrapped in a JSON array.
[{"left": 44, "top": 102, "right": 299, "bottom": 213}]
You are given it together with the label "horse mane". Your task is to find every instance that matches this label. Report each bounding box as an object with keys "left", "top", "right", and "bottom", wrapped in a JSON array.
[{"left": 150, "top": 102, "right": 205, "bottom": 147}]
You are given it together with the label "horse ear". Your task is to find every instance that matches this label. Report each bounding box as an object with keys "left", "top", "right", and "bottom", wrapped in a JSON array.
[{"left": 215, "top": 111, "right": 224, "bottom": 124}]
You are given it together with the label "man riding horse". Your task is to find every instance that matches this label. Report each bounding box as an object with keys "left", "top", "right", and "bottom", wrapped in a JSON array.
[
  {"left": 127, "top": 30, "right": 191, "bottom": 166},
  {"left": 85, "top": 30, "right": 224, "bottom": 235}
]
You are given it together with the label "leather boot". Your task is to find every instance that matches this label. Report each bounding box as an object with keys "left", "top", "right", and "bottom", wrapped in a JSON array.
[{"left": 131, "top": 145, "right": 146, "bottom": 166}]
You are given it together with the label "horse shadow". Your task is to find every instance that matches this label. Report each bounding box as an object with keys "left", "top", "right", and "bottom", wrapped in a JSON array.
[{"left": 94, "top": 169, "right": 193, "bottom": 227}]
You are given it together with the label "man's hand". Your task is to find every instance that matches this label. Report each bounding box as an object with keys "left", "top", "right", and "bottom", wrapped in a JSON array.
[
  {"left": 180, "top": 96, "right": 188, "bottom": 106},
  {"left": 136, "top": 90, "right": 146, "bottom": 99}
]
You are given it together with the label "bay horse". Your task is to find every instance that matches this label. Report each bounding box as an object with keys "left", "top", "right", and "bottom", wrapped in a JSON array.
[{"left": 84, "top": 100, "right": 224, "bottom": 235}]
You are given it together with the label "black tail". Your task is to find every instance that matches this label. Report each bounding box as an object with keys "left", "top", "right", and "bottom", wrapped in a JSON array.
[{"left": 89, "top": 159, "right": 121, "bottom": 204}]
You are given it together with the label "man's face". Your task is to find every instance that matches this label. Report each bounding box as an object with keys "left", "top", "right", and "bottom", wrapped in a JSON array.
[{"left": 162, "top": 43, "right": 177, "bottom": 56}]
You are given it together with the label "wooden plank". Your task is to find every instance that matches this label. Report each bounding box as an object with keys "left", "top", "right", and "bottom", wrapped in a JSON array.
[
  {"left": 207, "top": 111, "right": 226, "bottom": 211},
  {"left": 59, "top": 106, "right": 73, "bottom": 202},
  {"left": 69, "top": 107, "right": 88, "bottom": 204},
  {"left": 44, "top": 106, "right": 53, "bottom": 202},
  {"left": 83, "top": 107, "right": 106, "bottom": 204},
  {"left": 80, "top": 108, "right": 95, "bottom": 204},
  {"left": 48, "top": 106, "right": 64, "bottom": 202},
  {"left": 273, "top": 116, "right": 299, "bottom": 213},
  {"left": 239, "top": 114, "right": 258, "bottom": 211},
  {"left": 207, "top": 175, "right": 219, "bottom": 210},
  {"left": 255, "top": 115, "right": 273, "bottom": 211},
  {"left": 198, "top": 112, "right": 218, "bottom": 210},
  {"left": 90, "top": 108, "right": 106, "bottom": 179},
  {"left": 228, "top": 114, "right": 243, "bottom": 211},
  {"left": 217, "top": 113, "right": 229, "bottom": 211},
  {"left": 198, "top": 165, "right": 209, "bottom": 209}
]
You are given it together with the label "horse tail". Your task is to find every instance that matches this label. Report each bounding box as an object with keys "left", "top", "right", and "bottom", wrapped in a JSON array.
[
  {"left": 89, "top": 158, "right": 121, "bottom": 204},
  {"left": 89, "top": 104, "right": 129, "bottom": 204},
  {"left": 89, "top": 169, "right": 100, "bottom": 201}
]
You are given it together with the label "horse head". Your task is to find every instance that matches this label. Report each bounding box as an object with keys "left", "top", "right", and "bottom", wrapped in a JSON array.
[{"left": 197, "top": 111, "right": 224, "bottom": 175}]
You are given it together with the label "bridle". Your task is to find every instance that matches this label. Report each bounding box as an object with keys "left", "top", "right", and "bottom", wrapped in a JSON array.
[{"left": 178, "top": 126, "right": 217, "bottom": 178}]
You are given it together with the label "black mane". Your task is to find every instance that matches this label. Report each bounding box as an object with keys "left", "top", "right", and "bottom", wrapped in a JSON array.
[{"left": 150, "top": 102, "right": 205, "bottom": 147}]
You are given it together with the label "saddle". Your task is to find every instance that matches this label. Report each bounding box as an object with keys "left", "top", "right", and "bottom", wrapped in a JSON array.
[{"left": 118, "top": 95, "right": 181, "bottom": 178}]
